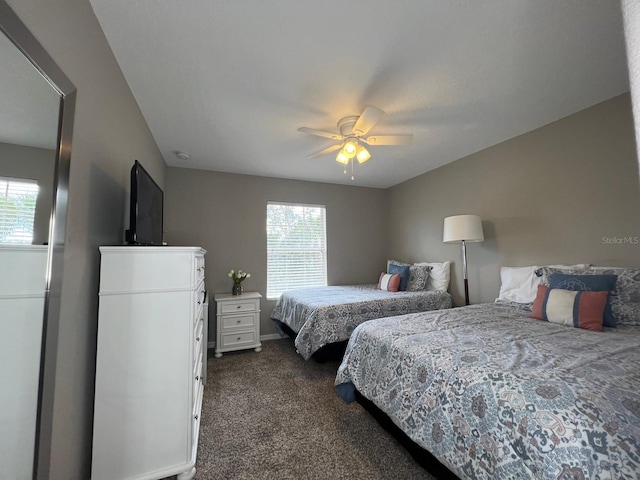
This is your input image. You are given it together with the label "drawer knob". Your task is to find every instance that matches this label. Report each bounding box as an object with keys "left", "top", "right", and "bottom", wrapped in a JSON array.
[
  {"left": 196, "top": 336, "right": 200, "bottom": 342},
  {"left": 195, "top": 376, "right": 199, "bottom": 381},
  {"left": 236, "top": 305, "right": 241, "bottom": 309},
  {"left": 194, "top": 414, "right": 198, "bottom": 421},
  {"left": 236, "top": 319, "right": 241, "bottom": 324},
  {"left": 237, "top": 337, "right": 241, "bottom": 341}
]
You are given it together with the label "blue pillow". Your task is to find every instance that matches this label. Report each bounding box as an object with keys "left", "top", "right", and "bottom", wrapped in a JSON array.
[
  {"left": 388, "top": 263, "right": 410, "bottom": 291},
  {"left": 548, "top": 274, "right": 618, "bottom": 327}
]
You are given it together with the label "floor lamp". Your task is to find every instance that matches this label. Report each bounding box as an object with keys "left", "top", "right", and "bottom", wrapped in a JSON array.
[{"left": 443, "top": 215, "right": 484, "bottom": 306}]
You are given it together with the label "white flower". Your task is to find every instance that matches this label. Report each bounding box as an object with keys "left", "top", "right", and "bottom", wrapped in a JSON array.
[{"left": 229, "top": 268, "right": 251, "bottom": 283}]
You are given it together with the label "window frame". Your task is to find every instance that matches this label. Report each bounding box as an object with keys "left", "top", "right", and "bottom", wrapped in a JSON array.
[
  {"left": 266, "top": 201, "right": 328, "bottom": 299},
  {"left": 0, "top": 175, "right": 39, "bottom": 244}
]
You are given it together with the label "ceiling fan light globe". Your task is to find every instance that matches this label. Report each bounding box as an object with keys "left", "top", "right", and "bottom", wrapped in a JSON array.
[
  {"left": 356, "top": 144, "right": 371, "bottom": 163},
  {"left": 336, "top": 150, "right": 349, "bottom": 165},
  {"left": 344, "top": 140, "right": 357, "bottom": 158}
]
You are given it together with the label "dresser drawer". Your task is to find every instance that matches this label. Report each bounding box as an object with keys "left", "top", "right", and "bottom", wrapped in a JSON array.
[
  {"left": 193, "top": 319, "right": 204, "bottom": 369},
  {"left": 194, "top": 300, "right": 204, "bottom": 328},
  {"left": 192, "top": 382, "right": 204, "bottom": 452},
  {"left": 220, "top": 330, "right": 256, "bottom": 349},
  {"left": 219, "top": 298, "right": 259, "bottom": 314},
  {"left": 193, "top": 351, "right": 203, "bottom": 403},
  {"left": 194, "top": 317, "right": 204, "bottom": 344},
  {"left": 194, "top": 255, "right": 205, "bottom": 286},
  {"left": 221, "top": 313, "right": 257, "bottom": 331},
  {"left": 99, "top": 247, "right": 206, "bottom": 292}
]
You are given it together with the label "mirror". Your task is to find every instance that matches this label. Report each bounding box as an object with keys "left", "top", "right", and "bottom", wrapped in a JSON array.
[{"left": 0, "top": 2, "right": 75, "bottom": 478}]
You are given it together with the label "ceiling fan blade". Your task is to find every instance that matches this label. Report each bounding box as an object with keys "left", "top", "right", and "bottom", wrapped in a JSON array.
[
  {"left": 307, "top": 143, "right": 343, "bottom": 159},
  {"left": 298, "top": 127, "right": 343, "bottom": 140},
  {"left": 363, "top": 134, "right": 413, "bottom": 146},
  {"left": 352, "top": 106, "right": 384, "bottom": 136}
]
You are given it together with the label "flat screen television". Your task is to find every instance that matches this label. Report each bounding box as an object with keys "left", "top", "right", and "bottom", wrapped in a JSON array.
[{"left": 125, "top": 160, "right": 164, "bottom": 246}]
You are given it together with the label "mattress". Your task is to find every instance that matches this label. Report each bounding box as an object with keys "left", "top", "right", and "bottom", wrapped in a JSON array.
[
  {"left": 335, "top": 302, "right": 640, "bottom": 479},
  {"left": 271, "top": 284, "right": 452, "bottom": 360}
]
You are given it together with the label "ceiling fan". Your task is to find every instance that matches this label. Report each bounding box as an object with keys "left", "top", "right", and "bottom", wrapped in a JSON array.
[{"left": 298, "top": 106, "right": 413, "bottom": 178}]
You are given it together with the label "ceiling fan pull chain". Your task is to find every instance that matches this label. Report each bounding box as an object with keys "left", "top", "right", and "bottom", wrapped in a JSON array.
[{"left": 351, "top": 159, "right": 355, "bottom": 181}]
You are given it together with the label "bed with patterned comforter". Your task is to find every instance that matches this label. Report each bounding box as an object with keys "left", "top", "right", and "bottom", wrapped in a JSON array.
[
  {"left": 335, "top": 302, "right": 640, "bottom": 479},
  {"left": 271, "top": 284, "right": 452, "bottom": 360}
]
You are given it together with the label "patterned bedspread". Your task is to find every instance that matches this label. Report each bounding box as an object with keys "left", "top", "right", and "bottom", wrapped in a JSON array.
[
  {"left": 270, "top": 284, "right": 452, "bottom": 360},
  {"left": 335, "top": 303, "right": 640, "bottom": 479}
]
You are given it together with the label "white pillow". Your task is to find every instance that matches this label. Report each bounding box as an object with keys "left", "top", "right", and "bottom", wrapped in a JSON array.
[
  {"left": 497, "top": 264, "right": 591, "bottom": 304},
  {"left": 414, "top": 261, "right": 451, "bottom": 292},
  {"left": 497, "top": 266, "right": 540, "bottom": 303}
]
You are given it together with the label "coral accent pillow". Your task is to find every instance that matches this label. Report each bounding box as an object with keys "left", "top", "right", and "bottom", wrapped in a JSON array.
[
  {"left": 531, "top": 285, "right": 608, "bottom": 332},
  {"left": 377, "top": 272, "right": 401, "bottom": 292},
  {"left": 548, "top": 273, "right": 618, "bottom": 327}
]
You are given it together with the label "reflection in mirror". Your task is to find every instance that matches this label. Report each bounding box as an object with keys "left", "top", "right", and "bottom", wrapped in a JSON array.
[
  {"left": 0, "top": 1, "right": 75, "bottom": 478},
  {"left": 0, "top": 18, "right": 59, "bottom": 480},
  {"left": 0, "top": 27, "right": 58, "bottom": 245}
]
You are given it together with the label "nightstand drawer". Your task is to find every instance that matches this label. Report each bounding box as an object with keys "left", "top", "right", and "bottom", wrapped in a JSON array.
[
  {"left": 219, "top": 299, "right": 259, "bottom": 314},
  {"left": 221, "top": 330, "right": 256, "bottom": 348},
  {"left": 221, "top": 313, "right": 257, "bottom": 331}
]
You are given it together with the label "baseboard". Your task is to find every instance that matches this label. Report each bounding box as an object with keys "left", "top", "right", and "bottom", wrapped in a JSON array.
[
  {"left": 207, "top": 333, "right": 284, "bottom": 350},
  {"left": 261, "top": 333, "right": 285, "bottom": 341}
]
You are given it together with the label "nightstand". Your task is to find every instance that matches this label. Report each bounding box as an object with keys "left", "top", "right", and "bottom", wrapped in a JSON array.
[{"left": 214, "top": 292, "right": 262, "bottom": 358}]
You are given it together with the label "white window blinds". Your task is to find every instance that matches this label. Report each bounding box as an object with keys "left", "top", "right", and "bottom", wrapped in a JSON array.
[
  {"left": 0, "top": 176, "right": 39, "bottom": 244},
  {"left": 267, "top": 202, "right": 327, "bottom": 298}
]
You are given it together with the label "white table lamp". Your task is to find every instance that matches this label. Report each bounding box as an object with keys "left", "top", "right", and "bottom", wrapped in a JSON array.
[{"left": 443, "top": 215, "right": 484, "bottom": 305}]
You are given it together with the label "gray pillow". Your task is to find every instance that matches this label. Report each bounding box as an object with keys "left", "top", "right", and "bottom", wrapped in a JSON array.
[{"left": 389, "top": 260, "right": 431, "bottom": 291}]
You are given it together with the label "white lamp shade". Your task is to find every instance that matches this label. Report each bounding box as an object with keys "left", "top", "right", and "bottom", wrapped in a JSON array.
[{"left": 443, "top": 215, "right": 484, "bottom": 243}]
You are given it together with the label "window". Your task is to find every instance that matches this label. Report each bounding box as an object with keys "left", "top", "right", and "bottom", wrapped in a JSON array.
[
  {"left": 0, "top": 176, "right": 39, "bottom": 244},
  {"left": 267, "top": 202, "right": 327, "bottom": 298}
]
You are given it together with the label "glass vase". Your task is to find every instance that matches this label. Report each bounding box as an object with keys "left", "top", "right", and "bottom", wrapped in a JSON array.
[{"left": 232, "top": 283, "right": 243, "bottom": 296}]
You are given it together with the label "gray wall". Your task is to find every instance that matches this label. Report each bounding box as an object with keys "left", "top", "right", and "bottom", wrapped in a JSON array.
[
  {"left": 0, "top": 141, "right": 55, "bottom": 244},
  {"left": 3, "top": 2, "right": 640, "bottom": 478},
  {"left": 164, "top": 168, "right": 389, "bottom": 338},
  {"left": 388, "top": 93, "right": 640, "bottom": 307},
  {"left": 6, "top": 1, "right": 166, "bottom": 477}
]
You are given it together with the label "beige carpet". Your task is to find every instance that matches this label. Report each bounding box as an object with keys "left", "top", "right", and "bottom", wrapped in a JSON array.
[{"left": 195, "top": 339, "right": 437, "bottom": 480}]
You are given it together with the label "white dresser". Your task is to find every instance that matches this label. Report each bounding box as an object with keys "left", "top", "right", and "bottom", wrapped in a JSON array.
[
  {"left": 0, "top": 245, "right": 47, "bottom": 479},
  {"left": 214, "top": 291, "right": 262, "bottom": 357},
  {"left": 92, "top": 246, "right": 207, "bottom": 480}
]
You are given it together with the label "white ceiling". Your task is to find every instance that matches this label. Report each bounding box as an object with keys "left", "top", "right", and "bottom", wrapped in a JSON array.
[{"left": 89, "top": 0, "right": 630, "bottom": 189}]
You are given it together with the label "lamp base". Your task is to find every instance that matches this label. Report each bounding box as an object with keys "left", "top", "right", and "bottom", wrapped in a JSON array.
[{"left": 463, "top": 278, "right": 470, "bottom": 306}]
